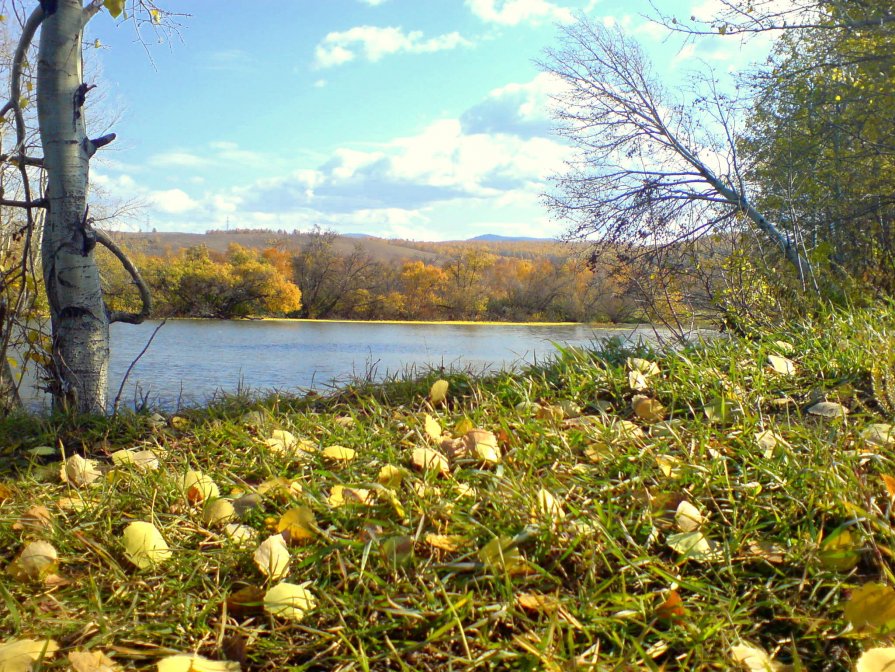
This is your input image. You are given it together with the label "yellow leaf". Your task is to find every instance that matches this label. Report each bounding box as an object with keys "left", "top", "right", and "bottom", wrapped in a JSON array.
[
  {"left": 321, "top": 445, "right": 356, "bottom": 462},
  {"left": 222, "top": 524, "right": 257, "bottom": 546},
  {"left": 111, "top": 449, "right": 159, "bottom": 471},
  {"left": 656, "top": 454, "right": 682, "bottom": 479},
  {"left": 844, "top": 582, "right": 895, "bottom": 633},
  {"left": 429, "top": 379, "right": 449, "bottom": 404},
  {"left": 627, "top": 357, "right": 660, "bottom": 376},
  {"left": 479, "top": 536, "right": 524, "bottom": 573},
  {"left": 632, "top": 395, "right": 665, "bottom": 423},
  {"left": 730, "top": 643, "right": 783, "bottom": 671},
  {"left": 103, "top": 0, "right": 125, "bottom": 19},
  {"left": 181, "top": 470, "right": 219, "bottom": 503},
  {"left": 863, "top": 424, "right": 895, "bottom": 448},
  {"left": 0, "top": 639, "right": 58, "bottom": 672},
  {"left": 516, "top": 592, "right": 560, "bottom": 613},
  {"left": 533, "top": 488, "right": 565, "bottom": 523},
  {"left": 377, "top": 464, "right": 403, "bottom": 488},
  {"left": 149, "top": 8, "right": 161, "bottom": 23},
  {"left": 264, "top": 429, "right": 316, "bottom": 456},
  {"left": 465, "top": 429, "right": 500, "bottom": 464},
  {"left": 12, "top": 505, "right": 52, "bottom": 531},
  {"left": 122, "top": 521, "right": 171, "bottom": 569},
  {"left": 156, "top": 653, "right": 240, "bottom": 671},
  {"left": 411, "top": 447, "right": 449, "bottom": 475},
  {"left": 424, "top": 534, "right": 467, "bottom": 552},
  {"left": 857, "top": 648, "right": 895, "bottom": 672},
  {"left": 454, "top": 417, "right": 474, "bottom": 435},
  {"left": 675, "top": 500, "right": 704, "bottom": 533},
  {"left": 253, "top": 534, "right": 291, "bottom": 580},
  {"left": 806, "top": 401, "right": 848, "bottom": 418},
  {"left": 277, "top": 506, "right": 316, "bottom": 543},
  {"left": 667, "top": 531, "right": 723, "bottom": 563},
  {"left": 68, "top": 650, "right": 121, "bottom": 672},
  {"left": 819, "top": 526, "right": 861, "bottom": 571},
  {"left": 327, "top": 485, "right": 372, "bottom": 507},
  {"left": 264, "top": 581, "right": 317, "bottom": 621},
  {"left": 883, "top": 474, "right": 895, "bottom": 498},
  {"left": 60, "top": 454, "right": 102, "bottom": 487},
  {"left": 201, "top": 499, "right": 236, "bottom": 526},
  {"left": 423, "top": 414, "right": 442, "bottom": 441},
  {"left": 766, "top": 354, "right": 796, "bottom": 375},
  {"left": 7, "top": 541, "right": 57, "bottom": 580}
]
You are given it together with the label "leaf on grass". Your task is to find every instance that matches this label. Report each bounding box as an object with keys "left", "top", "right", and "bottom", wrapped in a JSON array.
[
  {"left": 7, "top": 541, "right": 57, "bottom": 581},
  {"left": 0, "top": 639, "right": 58, "bottom": 672},
  {"left": 377, "top": 464, "right": 404, "bottom": 488},
  {"left": 656, "top": 455, "right": 683, "bottom": 479},
  {"left": 746, "top": 541, "right": 787, "bottom": 564},
  {"left": 883, "top": 474, "right": 895, "bottom": 498},
  {"left": 857, "top": 648, "right": 895, "bottom": 672},
  {"left": 667, "top": 531, "right": 723, "bottom": 563},
  {"left": 110, "top": 449, "right": 159, "bottom": 471},
  {"left": 327, "top": 485, "right": 372, "bottom": 507},
  {"left": 181, "top": 470, "right": 220, "bottom": 503},
  {"left": 263, "top": 581, "right": 316, "bottom": 621},
  {"left": 675, "top": 501, "right": 704, "bottom": 533},
  {"left": 276, "top": 507, "right": 316, "bottom": 543},
  {"left": 423, "top": 414, "right": 442, "bottom": 441},
  {"left": 68, "top": 650, "right": 121, "bottom": 672},
  {"left": 755, "top": 430, "right": 785, "bottom": 458},
  {"left": 412, "top": 448, "right": 449, "bottom": 475},
  {"left": 424, "top": 534, "right": 467, "bottom": 552},
  {"left": 863, "top": 424, "right": 895, "bottom": 448},
  {"left": 479, "top": 536, "right": 524, "bottom": 573},
  {"left": 730, "top": 643, "right": 783, "bottom": 671},
  {"left": 0, "top": 483, "right": 12, "bottom": 502},
  {"left": 223, "top": 524, "right": 257, "bottom": 546},
  {"left": 628, "top": 370, "right": 649, "bottom": 391},
  {"left": 655, "top": 590, "right": 685, "bottom": 622},
  {"left": 429, "top": 379, "right": 449, "bottom": 404},
  {"left": 264, "top": 430, "right": 316, "bottom": 457},
  {"left": 381, "top": 535, "right": 414, "bottom": 565},
  {"left": 533, "top": 488, "right": 565, "bottom": 523},
  {"left": 628, "top": 357, "right": 660, "bottom": 376},
  {"left": 844, "top": 582, "right": 895, "bottom": 633},
  {"left": 226, "top": 585, "right": 265, "bottom": 619},
  {"left": 61, "top": 454, "right": 102, "bottom": 487},
  {"left": 255, "top": 477, "right": 302, "bottom": 500},
  {"left": 465, "top": 430, "right": 500, "bottom": 464},
  {"left": 516, "top": 592, "right": 560, "bottom": 613},
  {"left": 12, "top": 505, "right": 52, "bottom": 531},
  {"left": 632, "top": 395, "right": 666, "bottom": 423},
  {"left": 767, "top": 354, "right": 796, "bottom": 376},
  {"left": 819, "top": 526, "right": 861, "bottom": 571},
  {"left": 454, "top": 417, "right": 474, "bottom": 435},
  {"left": 202, "top": 499, "right": 236, "bottom": 526},
  {"left": 807, "top": 401, "right": 848, "bottom": 418},
  {"left": 123, "top": 521, "right": 171, "bottom": 569},
  {"left": 321, "top": 445, "right": 356, "bottom": 462},
  {"left": 704, "top": 397, "right": 740, "bottom": 425},
  {"left": 156, "top": 653, "right": 240, "bottom": 671},
  {"left": 254, "top": 534, "right": 290, "bottom": 579}
]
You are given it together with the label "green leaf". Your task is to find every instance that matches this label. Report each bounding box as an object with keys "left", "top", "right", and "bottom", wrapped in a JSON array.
[{"left": 103, "top": 0, "right": 125, "bottom": 19}]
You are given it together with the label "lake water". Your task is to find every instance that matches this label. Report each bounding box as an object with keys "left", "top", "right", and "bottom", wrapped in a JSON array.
[{"left": 23, "top": 320, "right": 666, "bottom": 410}]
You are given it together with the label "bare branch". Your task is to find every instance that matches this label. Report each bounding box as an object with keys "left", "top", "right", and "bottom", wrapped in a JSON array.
[{"left": 94, "top": 229, "right": 153, "bottom": 324}]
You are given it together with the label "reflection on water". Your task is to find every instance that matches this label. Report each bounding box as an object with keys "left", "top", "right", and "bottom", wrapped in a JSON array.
[{"left": 22, "top": 319, "right": 665, "bottom": 410}]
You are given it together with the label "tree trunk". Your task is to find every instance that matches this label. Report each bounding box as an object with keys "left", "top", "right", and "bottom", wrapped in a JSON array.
[{"left": 37, "top": 0, "right": 109, "bottom": 413}]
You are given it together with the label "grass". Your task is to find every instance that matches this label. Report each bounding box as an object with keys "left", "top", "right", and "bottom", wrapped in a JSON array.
[{"left": 1, "top": 306, "right": 894, "bottom": 670}]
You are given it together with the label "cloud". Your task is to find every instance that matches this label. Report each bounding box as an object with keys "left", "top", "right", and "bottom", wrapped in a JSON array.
[
  {"left": 149, "top": 151, "right": 210, "bottom": 168},
  {"left": 313, "top": 26, "right": 469, "bottom": 68},
  {"left": 465, "top": 0, "right": 573, "bottom": 26},
  {"left": 460, "top": 72, "right": 562, "bottom": 139},
  {"left": 150, "top": 189, "right": 199, "bottom": 214}
]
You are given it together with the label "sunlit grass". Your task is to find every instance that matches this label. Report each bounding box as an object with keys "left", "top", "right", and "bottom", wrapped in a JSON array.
[{"left": 1, "top": 305, "right": 894, "bottom": 670}]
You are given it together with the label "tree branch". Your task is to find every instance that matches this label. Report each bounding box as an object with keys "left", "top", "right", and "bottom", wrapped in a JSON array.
[
  {"left": 0, "top": 197, "right": 47, "bottom": 208},
  {"left": 94, "top": 229, "right": 153, "bottom": 324}
]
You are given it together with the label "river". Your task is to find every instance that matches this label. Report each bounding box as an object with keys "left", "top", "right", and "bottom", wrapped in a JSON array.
[{"left": 21, "top": 319, "right": 667, "bottom": 411}]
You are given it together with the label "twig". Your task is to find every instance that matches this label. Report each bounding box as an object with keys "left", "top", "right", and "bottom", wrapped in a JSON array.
[
  {"left": 94, "top": 228, "right": 153, "bottom": 324},
  {"left": 113, "top": 319, "right": 166, "bottom": 415}
]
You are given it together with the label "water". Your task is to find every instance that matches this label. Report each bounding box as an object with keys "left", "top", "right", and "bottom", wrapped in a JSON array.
[{"left": 24, "top": 320, "right": 666, "bottom": 410}]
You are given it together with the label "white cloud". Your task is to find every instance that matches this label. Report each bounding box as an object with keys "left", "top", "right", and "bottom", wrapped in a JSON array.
[
  {"left": 149, "top": 151, "right": 210, "bottom": 168},
  {"left": 465, "top": 0, "right": 573, "bottom": 26},
  {"left": 313, "top": 26, "right": 469, "bottom": 68},
  {"left": 150, "top": 189, "right": 199, "bottom": 214}
]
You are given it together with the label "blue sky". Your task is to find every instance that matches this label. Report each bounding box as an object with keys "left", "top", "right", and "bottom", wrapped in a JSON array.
[{"left": 83, "top": 0, "right": 771, "bottom": 241}]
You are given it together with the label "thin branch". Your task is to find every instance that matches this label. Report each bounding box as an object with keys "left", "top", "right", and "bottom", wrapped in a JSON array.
[
  {"left": 0, "top": 197, "right": 47, "bottom": 208},
  {"left": 113, "top": 318, "right": 166, "bottom": 415},
  {"left": 94, "top": 229, "right": 153, "bottom": 324}
]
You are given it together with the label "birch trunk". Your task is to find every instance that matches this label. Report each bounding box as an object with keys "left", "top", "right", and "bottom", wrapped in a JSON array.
[{"left": 37, "top": 0, "right": 109, "bottom": 413}]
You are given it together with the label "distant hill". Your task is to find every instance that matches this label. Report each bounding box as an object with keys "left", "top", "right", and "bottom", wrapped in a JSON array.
[{"left": 467, "top": 234, "right": 556, "bottom": 243}]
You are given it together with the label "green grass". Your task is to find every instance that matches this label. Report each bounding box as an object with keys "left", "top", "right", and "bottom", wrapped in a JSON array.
[{"left": 1, "top": 306, "right": 895, "bottom": 670}]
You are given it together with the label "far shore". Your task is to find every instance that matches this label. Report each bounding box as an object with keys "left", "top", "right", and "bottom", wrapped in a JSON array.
[{"left": 139, "top": 316, "right": 649, "bottom": 329}]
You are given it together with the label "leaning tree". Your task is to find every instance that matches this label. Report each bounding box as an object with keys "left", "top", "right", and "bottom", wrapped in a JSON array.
[{"left": 0, "top": 0, "right": 164, "bottom": 413}]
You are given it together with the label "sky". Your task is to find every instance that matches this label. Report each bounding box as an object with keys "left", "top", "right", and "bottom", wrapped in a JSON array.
[{"left": 79, "top": 0, "right": 773, "bottom": 241}]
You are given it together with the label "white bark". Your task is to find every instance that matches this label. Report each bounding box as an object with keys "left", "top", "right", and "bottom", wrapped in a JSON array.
[{"left": 37, "top": 0, "right": 109, "bottom": 413}]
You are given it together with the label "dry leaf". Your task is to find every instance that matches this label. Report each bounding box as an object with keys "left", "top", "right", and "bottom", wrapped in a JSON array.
[
  {"left": 423, "top": 414, "right": 442, "bottom": 441},
  {"left": 321, "top": 445, "right": 356, "bottom": 462},
  {"left": 202, "top": 499, "right": 236, "bottom": 526},
  {"left": 223, "top": 524, "right": 257, "bottom": 546},
  {"left": 0, "top": 639, "right": 58, "bottom": 672},
  {"left": 122, "top": 521, "right": 171, "bottom": 569},
  {"left": 276, "top": 507, "right": 316, "bottom": 543},
  {"left": 844, "top": 582, "right": 895, "bottom": 633},
  {"left": 883, "top": 474, "right": 895, "bottom": 498},
  {"left": 264, "top": 430, "right": 316, "bottom": 456},
  {"left": 253, "top": 534, "right": 291, "bottom": 580},
  {"left": 377, "top": 464, "right": 403, "bottom": 488},
  {"left": 746, "top": 541, "right": 787, "bottom": 564},
  {"left": 628, "top": 357, "right": 660, "bottom": 376},
  {"left": 263, "top": 581, "right": 317, "bottom": 621},
  {"left": 465, "top": 430, "right": 500, "bottom": 464},
  {"left": 627, "top": 370, "right": 649, "bottom": 391},
  {"left": 863, "top": 424, "right": 895, "bottom": 448},
  {"left": 730, "top": 642, "right": 783, "bottom": 671},
  {"left": 327, "top": 485, "right": 372, "bottom": 507},
  {"left": 60, "top": 454, "right": 101, "bottom": 487},
  {"left": 226, "top": 585, "right": 265, "bottom": 619},
  {"left": 857, "top": 648, "right": 895, "bottom": 672},
  {"left": 819, "top": 526, "right": 861, "bottom": 571},
  {"left": 516, "top": 592, "right": 560, "bottom": 613},
  {"left": 755, "top": 430, "right": 785, "bottom": 458},
  {"left": 807, "top": 401, "right": 848, "bottom": 418},
  {"left": 675, "top": 501, "right": 704, "bottom": 533},
  {"left": 632, "top": 395, "right": 666, "bottom": 423},
  {"left": 767, "top": 354, "right": 796, "bottom": 376},
  {"left": 68, "top": 650, "right": 121, "bottom": 672},
  {"left": 429, "top": 379, "right": 449, "bottom": 404},
  {"left": 181, "top": 470, "right": 220, "bottom": 503},
  {"left": 110, "top": 449, "right": 159, "bottom": 471},
  {"left": 655, "top": 590, "right": 685, "bottom": 621},
  {"left": 479, "top": 536, "right": 524, "bottom": 572},
  {"left": 156, "top": 653, "right": 240, "bottom": 671},
  {"left": 667, "top": 531, "right": 723, "bottom": 562},
  {"left": 411, "top": 448, "right": 449, "bottom": 475},
  {"left": 13, "top": 505, "right": 53, "bottom": 531},
  {"left": 8, "top": 540, "right": 57, "bottom": 580},
  {"left": 533, "top": 488, "right": 565, "bottom": 523},
  {"left": 424, "top": 534, "right": 467, "bottom": 552},
  {"left": 656, "top": 454, "right": 683, "bottom": 479}
]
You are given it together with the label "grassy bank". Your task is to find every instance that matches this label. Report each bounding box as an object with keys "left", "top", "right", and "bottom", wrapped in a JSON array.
[{"left": 1, "top": 307, "right": 895, "bottom": 670}]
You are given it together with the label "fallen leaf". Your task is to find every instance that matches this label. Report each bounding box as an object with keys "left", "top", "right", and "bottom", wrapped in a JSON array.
[
  {"left": 655, "top": 590, "right": 685, "bottom": 622},
  {"left": 381, "top": 535, "right": 414, "bottom": 565},
  {"left": 264, "top": 430, "right": 316, "bottom": 456},
  {"left": 276, "top": 507, "right": 316, "bottom": 543},
  {"left": 253, "top": 534, "right": 290, "bottom": 579},
  {"left": 110, "top": 449, "right": 159, "bottom": 471},
  {"left": 226, "top": 585, "right": 265, "bottom": 619},
  {"left": 202, "top": 499, "right": 236, "bottom": 526},
  {"left": 156, "top": 653, "right": 240, "bottom": 671},
  {"left": 807, "top": 401, "right": 848, "bottom": 418},
  {"left": 13, "top": 505, "right": 53, "bottom": 531},
  {"left": 857, "top": 648, "right": 895, "bottom": 672},
  {"left": 863, "top": 424, "right": 895, "bottom": 448},
  {"left": 516, "top": 592, "right": 560, "bottom": 613},
  {"left": 423, "top": 414, "right": 442, "bottom": 441},
  {"left": 61, "top": 454, "right": 102, "bottom": 487},
  {"left": 632, "top": 395, "right": 666, "bottom": 423},
  {"left": 122, "top": 521, "right": 171, "bottom": 569},
  {"left": 411, "top": 447, "right": 449, "bottom": 475},
  {"left": 321, "top": 445, "right": 356, "bottom": 462},
  {"left": 327, "top": 485, "right": 372, "bottom": 507},
  {"left": 767, "top": 354, "right": 796, "bottom": 376},
  {"left": 656, "top": 454, "right": 683, "bottom": 479},
  {"left": 755, "top": 430, "right": 786, "bottom": 458},
  {"left": 479, "top": 536, "right": 524, "bottom": 573},
  {"left": 746, "top": 541, "right": 787, "bottom": 564},
  {"left": 465, "top": 430, "right": 500, "bottom": 464},
  {"left": 255, "top": 477, "right": 302, "bottom": 500},
  {"left": 883, "top": 474, "right": 895, "bottom": 498},
  {"left": 844, "top": 582, "right": 895, "bottom": 633},
  {"left": 377, "top": 464, "right": 403, "bottom": 488},
  {"left": 628, "top": 370, "right": 649, "bottom": 391},
  {"left": 223, "top": 524, "right": 257, "bottom": 546},
  {"left": 429, "top": 379, "right": 449, "bottom": 404},
  {"left": 454, "top": 417, "right": 474, "bottom": 435},
  {"left": 424, "top": 534, "right": 467, "bottom": 552},
  {"left": 730, "top": 642, "right": 782, "bottom": 671},
  {"left": 181, "top": 470, "right": 220, "bottom": 503},
  {"left": 628, "top": 357, "right": 660, "bottom": 376},
  {"left": 667, "top": 531, "right": 723, "bottom": 563},
  {"left": 263, "top": 581, "right": 317, "bottom": 621},
  {"left": 7, "top": 541, "right": 57, "bottom": 580},
  {"left": 675, "top": 501, "right": 704, "bottom": 533},
  {"left": 68, "top": 649, "right": 121, "bottom": 672},
  {"left": 819, "top": 526, "right": 861, "bottom": 571},
  {"left": 0, "top": 639, "right": 58, "bottom": 672},
  {"left": 533, "top": 488, "right": 565, "bottom": 524}
]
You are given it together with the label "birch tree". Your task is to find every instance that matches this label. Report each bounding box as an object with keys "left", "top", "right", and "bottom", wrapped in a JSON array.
[
  {"left": 540, "top": 18, "right": 810, "bottom": 281},
  {"left": 1, "top": 0, "right": 160, "bottom": 413}
]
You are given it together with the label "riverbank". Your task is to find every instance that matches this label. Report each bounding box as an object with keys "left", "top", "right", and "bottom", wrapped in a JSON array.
[{"left": 1, "top": 307, "right": 893, "bottom": 670}]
